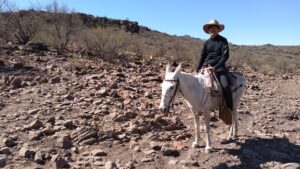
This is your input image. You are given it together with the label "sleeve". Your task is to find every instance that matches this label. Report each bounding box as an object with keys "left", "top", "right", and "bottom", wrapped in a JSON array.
[
  {"left": 196, "top": 42, "right": 207, "bottom": 73},
  {"left": 215, "top": 39, "right": 229, "bottom": 69}
]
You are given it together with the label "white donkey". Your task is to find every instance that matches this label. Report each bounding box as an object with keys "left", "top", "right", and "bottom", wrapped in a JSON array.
[{"left": 159, "top": 63, "right": 245, "bottom": 153}]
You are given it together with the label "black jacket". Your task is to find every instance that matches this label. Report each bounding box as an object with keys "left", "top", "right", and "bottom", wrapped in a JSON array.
[{"left": 196, "top": 34, "right": 229, "bottom": 73}]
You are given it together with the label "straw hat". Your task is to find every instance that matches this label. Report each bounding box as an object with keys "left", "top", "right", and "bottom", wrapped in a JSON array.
[{"left": 203, "top": 19, "right": 225, "bottom": 34}]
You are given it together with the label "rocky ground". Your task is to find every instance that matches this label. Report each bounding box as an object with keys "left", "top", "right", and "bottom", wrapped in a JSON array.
[{"left": 0, "top": 45, "right": 299, "bottom": 169}]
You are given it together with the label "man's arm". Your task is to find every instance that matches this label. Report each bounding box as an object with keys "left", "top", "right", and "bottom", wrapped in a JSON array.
[
  {"left": 196, "top": 42, "right": 207, "bottom": 73},
  {"left": 215, "top": 39, "right": 229, "bottom": 69}
]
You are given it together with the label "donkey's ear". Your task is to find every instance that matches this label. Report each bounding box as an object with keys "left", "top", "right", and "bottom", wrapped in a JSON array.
[
  {"left": 174, "top": 63, "right": 182, "bottom": 74},
  {"left": 166, "top": 64, "right": 171, "bottom": 72}
]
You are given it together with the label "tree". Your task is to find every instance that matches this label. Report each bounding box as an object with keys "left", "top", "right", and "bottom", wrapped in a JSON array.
[
  {"left": 8, "top": 10, "right": 40, "bottom": 44},
  {"left": 0, "top": 0, "right": 9, "bottom": 44},
  {"left": 46, "top": 0, "right": 76, "bottom": 53}
]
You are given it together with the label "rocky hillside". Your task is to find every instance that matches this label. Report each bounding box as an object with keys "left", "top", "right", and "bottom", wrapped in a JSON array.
[
  {"left": 1, "top": 10, "right": 299, "bottom": 74},
  {"left": 0, "top": 44, "right": 299, "bottom": 168}
]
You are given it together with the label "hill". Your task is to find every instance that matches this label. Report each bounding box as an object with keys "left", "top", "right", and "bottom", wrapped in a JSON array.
[{"left": 0, "top": 9, "right": 299, "bottom": 74}]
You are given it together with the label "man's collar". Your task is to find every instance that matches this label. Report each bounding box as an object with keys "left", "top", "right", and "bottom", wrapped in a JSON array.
[{"left": 210, "top": 34, "right": 219, "bottom": 40}]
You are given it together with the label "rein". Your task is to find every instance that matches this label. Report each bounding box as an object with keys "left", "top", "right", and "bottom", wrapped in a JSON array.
[{"left": 163, "top": 79, "right": 184, "bottom": 113}]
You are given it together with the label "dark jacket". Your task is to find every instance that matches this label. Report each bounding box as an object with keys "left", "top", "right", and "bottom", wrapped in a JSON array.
[{"left": 196, "top": 34, "right": 229, "bottom": 73}]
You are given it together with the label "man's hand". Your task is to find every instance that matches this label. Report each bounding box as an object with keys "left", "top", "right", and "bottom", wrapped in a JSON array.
[{"left": 207, "top": 66, "right": 215, "bottom": 71}]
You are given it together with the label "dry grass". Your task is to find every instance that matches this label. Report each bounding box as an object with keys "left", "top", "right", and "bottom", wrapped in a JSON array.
[{"left": 229, "top": 45, "right": 300, "bottom": 74}]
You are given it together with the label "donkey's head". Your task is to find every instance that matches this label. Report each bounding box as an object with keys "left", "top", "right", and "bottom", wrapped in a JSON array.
[{"left": 159, "top": 63, "right": 182, "bottom": 113}]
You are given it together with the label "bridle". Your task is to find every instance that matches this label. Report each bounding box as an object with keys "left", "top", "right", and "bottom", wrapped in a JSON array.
[{"left": 162, "top": 79, "right": 184, "bottom": 113}]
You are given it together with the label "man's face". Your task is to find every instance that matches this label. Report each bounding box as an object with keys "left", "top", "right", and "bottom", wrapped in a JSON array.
[{"left": 208, "top": 25, "right": 219, "bottom": 36}]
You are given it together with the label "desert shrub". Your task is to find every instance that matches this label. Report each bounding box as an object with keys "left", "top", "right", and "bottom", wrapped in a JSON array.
[
  {"left": 44, "top": 0, "right": 79, "bottom": 53},
  {"left": 228, "top": 46, "right": 300, "bottom": 74},
  {"left": 0, "top": 14, "right": 9, "bottom": 45},
  {"left": 7, "top": 10, "right": 41, "bottom": 44},
  {"left": 82, "top": 27, "right": 129, "bottom": 60}
]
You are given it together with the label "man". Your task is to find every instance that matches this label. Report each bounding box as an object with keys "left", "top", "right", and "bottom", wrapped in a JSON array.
[{"left": 196, "top": 19, "right": 233, "bottom": 111}]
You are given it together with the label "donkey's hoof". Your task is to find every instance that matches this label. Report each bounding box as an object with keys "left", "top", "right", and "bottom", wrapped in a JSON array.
[
  {"left": 205, "top": 147, "right": 212, "bottom": 153},
  {"left": 226, "top": 136, "right": 237, "bottom": 141},
  {"left": 226, "top": 136, "right": 233, "bottom": 141},
  {"left": 192, "top": 142, "right": 199, "bottom": 148}
]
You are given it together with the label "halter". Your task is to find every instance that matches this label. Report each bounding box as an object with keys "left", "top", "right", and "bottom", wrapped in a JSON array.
[{"left": 162, "top": 79, "right": 184, "bottom": 113}]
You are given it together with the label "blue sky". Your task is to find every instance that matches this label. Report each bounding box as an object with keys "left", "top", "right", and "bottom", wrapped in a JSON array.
[{"left": 11, "top": 0, "right": 300, "bottom": 45}]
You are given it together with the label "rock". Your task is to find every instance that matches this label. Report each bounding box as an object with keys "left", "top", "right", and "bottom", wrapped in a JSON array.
[
  {"left": 10, "top": 78, "right": 22, "bottom": 89},
  {"left": 70, "top": 127, "right": 98, "bottom": 145},
  {"left": 94, "top": 161, "right": 105, "bottom": 166},
  {"left": 3, "top": 138, "right": 17, "bottom": 147},
  {"left": 47, "top": 117, "right": 56, "bottom": 125},
  {"left": 92, "top": 149, "right": 107, "bottom": 156},
  {"left": 27, "top": 42, "right": 48, "bottom": 51},
  {"left": 111, "top": 112, "right": 129, "bottom": 122},
  {"left": 50, "top": 76, "right": 61, "bottom": 84},
  {"left": 63, "top": 94, "right": 74, "bottom": 101},
  {"left": 64, "top": 120, "right": 77, "bottom": 130},
  {"left": 57, "top": 136, "right": 73, "bottom": 149},
  {"left": 28, "top": 131, "right": 43, "bottom": 141},
  {"left": 28, "top": 127, "right": 46, "bottom": 139},
  {"left": 125, "top": 161, "right": 135, "bottom": 169},
  {"left": 0, "top": 60, "right": 5, "bottom": 67},
  {"left": 133, "top": 145, "right": 140, "bottom": 152},
  {"left": 0, "top": 155, "right": 7, "bottom": 168},
  {"left": 180, "top": 159, "right": 199, "bottom": 167},
  {"left": 141, "top": 157, "right": 154, "bottom": 163},
  {"left": 71, "top": 147, "right": 79, "bottom": 154},
  {"left": 286, "top": 114, "right": 299, "bottom": 121},
  {"left": 79, "top": 138, "right": 97, "bottom": 145},
  {"left": 41, "top": 127, "right": 55, "bottom": 136},
  {"left": 0, "top": 102, "right": 4, "bottom": 109},
  {"left": 19, "top": 147, "right": 35, "bottom": 158},
  {"left": 93, "top": 99, "right": 103, "bottom": 105},
  {"left": 219, "top": 149, "right": 227, "bottom": 154},
  {"left": 143, "top": 149, "right": 155, "bottom": 155},
  {"left": 28, "top": 109, "right": 40, "bottom": 115},
  {"left": 168, "top": 159, "right": 179, "bottom": 165},
  {"left": 161, "top": 147, "right": 180, "bottom": 157},
  {"left": 124, "top": 110, "right": 136, "bottom": 119},
  {"left": 99, "top": 89, "right": 108, "bottom": 96},
  {"left": 150, "top": 142, "right": 162, "bottom": 151},
  {"left": 12, "top": 62, "right": 24, "bottom": 69},
  {"left": 0, "top": 147, "right": 11, "bottom": 155},
  {"left": 118, "top": 133, "right": 127, "bottom": 140},
  {"left": 24, "top": 119, "right": 44, "bottom": 131},
  {"left": 34, "top": 151, "right": 45, "bottom": 165},
  {"left": 250, "top": 85, "right": 260, "bottom": 91},
  {"left": 105, "top": 161, "right": 118, "bottom": 169},
  {"left": 50, "top": 156, "right": 70, "bottom": 169}
]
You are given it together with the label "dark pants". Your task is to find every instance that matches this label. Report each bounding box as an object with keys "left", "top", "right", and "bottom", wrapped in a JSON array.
[{"left": 215, "top": 69, "right": 233, "bottom": 111}]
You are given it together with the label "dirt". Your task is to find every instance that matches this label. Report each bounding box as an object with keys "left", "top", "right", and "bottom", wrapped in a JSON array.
[{"left": 0, "top": 46, "right": 299, "bottom": 169}]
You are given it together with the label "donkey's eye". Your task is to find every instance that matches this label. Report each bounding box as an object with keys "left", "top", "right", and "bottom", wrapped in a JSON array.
[{"left": 170, "top": 87, "right": 174, "bottom": 90}]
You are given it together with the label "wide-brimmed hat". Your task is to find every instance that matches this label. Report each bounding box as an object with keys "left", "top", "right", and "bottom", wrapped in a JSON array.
[{"left": 203, "top": 19, "right": 225, "bottom": 34}]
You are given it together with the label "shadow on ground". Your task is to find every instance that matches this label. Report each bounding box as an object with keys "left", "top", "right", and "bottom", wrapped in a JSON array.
[{"left": 213, "top": 137, "right": 300, "bottom": 169}]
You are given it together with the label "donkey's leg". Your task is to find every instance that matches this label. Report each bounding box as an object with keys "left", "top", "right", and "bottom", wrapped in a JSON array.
[
  {"left": 192, "top": 112, "right": 200, "bottom": 148},
  {"left": 228, "top": 113, "right": 235, "bottom": 140},
  {"left": 228, "top": 109, "right": 235, "bottom": 139},
  {"left": 232, "top": 109, "right": 238, "bottom": 138},
  {"left": 204, "top": 111, "right": 212, "bottom": 153},
  {"left": 228, "top": 94, "right": 240, "bottom": 140}
]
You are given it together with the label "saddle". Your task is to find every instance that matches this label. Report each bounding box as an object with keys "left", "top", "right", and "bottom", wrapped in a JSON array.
[{"left": 202, "top": 68, "right": 238, "bottom": 125}]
